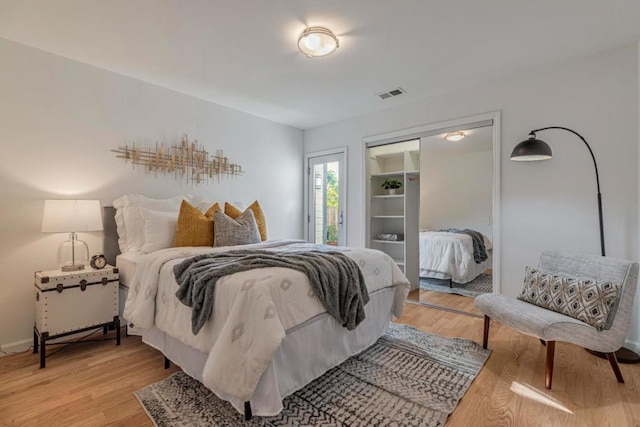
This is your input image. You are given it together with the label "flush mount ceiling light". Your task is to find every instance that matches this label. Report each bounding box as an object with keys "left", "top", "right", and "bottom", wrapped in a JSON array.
[
  {"left": 298, "top": 27, "right": 339, "bottom": 58},
  {"left": 444, "top": 131, "right": 466, "bottom": 142}
]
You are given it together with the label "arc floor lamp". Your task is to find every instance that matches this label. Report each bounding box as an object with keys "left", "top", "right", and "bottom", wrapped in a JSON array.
[{"left": 511, "top": 126, "right": 639, "bottom": 363}]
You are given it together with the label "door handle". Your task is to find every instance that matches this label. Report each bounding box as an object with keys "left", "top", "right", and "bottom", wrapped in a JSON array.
[{"left": 338, "top": 211, "right": 344, "bottom": 225}]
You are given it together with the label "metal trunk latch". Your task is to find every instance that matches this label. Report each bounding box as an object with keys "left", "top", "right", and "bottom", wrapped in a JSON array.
[{"left": 80, "top": 279, "right": 87, "bottom": 291}]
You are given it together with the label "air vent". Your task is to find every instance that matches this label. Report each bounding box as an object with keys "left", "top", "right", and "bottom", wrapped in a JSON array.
[{"left": 376, "top": 87, "right": 406, "bottom": 100}]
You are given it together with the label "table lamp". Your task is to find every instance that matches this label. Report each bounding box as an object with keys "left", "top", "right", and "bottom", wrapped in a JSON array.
[{"left": 41, "top": 200, "right": 103, "bottom": 271}]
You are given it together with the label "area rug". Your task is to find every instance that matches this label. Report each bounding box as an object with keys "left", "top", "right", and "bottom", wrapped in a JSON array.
[
  {"left": 134, "top": 323, "right": 490, "bottom": 426},
  {"left": 420, "top": 272, "right": 492, "bottom": 298}
]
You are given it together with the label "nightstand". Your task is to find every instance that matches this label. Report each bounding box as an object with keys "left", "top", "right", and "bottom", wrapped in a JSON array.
[{"left": 33, "top": 266, "right": 120, "bottom": 368}]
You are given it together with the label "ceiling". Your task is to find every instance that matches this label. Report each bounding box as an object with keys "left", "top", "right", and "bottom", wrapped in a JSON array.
[{"left": 1, "top": 1, "right": 639, "bottom": 130}]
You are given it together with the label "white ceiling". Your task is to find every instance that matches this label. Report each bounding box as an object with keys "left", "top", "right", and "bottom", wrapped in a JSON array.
[{"left": 1, "top": 1, "right": 639, "bottom": 130}]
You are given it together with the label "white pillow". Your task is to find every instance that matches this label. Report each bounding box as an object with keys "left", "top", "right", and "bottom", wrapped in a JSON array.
[
  {"left": 113, "top": 194, "right": 187, "bottom": 252},
  {"left": 112, "top": 194, "right": 189, "bottom": 210},
  {"left": 190, "top": 195, "right": 217, "bottom": 212},
  {"left": 140, "top": 209, "right": 178, "bottom": 254},
  {"left": 190, "top": 195, "right": 242, "bottom": 213}
]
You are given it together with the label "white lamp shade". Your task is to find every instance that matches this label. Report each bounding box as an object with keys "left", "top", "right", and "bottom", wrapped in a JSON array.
[{"left": 41, "top": 200, "right": 103, "bottom": 233}]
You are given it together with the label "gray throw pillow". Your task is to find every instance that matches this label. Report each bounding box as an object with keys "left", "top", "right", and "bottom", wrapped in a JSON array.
[
  {"left": 214, "top": 209, "right": 261, "bottom": 247},
  {"left": 517, "top": 266, "right": 621, "bottom": 331}
]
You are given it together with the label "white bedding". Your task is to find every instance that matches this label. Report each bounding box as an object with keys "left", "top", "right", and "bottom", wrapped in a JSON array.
[
  {"left": 419, "top": 231, "right": 492, "bottom": 284},
  {"left": 143, "top": 287, "right": 395, "bottom": 416},
  {"left": 124, "top": 239, "right": 409, "bottom": 409},
  {"left": 115, "top": 252, "right": 144, "bottom": 287}
]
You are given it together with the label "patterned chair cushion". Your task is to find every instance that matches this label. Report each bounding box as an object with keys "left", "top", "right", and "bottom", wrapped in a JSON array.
[
  {"left": 213, "top": 209, "right": 261, "bottom": 247},
  {"left": 517, "top": 266, "right": 621, "bottom": 331}
]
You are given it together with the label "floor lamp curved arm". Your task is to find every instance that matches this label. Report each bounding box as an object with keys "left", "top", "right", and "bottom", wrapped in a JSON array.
[
  {"left": 511, "top": 126, "right": 605, "bottom": 256},
  {"left": 530, "top": 126, "right": 602, "bottom": 194}
]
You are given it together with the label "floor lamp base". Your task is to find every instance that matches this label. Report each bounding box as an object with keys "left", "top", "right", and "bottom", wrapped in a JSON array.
[{"left": 586, "top": 347, "right": 640, "bottom": 364}]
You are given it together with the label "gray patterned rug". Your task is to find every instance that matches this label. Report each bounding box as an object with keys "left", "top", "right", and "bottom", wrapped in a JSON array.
[
  {"left": 420, "top": 272, "right": 493, "bottom": 298},
  {"left": 135, "top": 323, "right": 489, "bottom": 426}
]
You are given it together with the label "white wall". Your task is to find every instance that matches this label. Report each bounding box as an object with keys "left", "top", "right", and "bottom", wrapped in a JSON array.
[
  {"left": 420, "top": 149, "right": 493, "bottom": 237},
  {"left": 0, "top": 38, "right": 304, "bottom": 351},
  {"left": 305, "top": 44, "right": 640, "bottom": 349}
]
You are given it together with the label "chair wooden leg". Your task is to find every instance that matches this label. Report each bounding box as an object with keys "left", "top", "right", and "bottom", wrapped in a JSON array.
[
  {"left": 545, "top": 341, "right": 556, "bottom": 389},
  {"left": 606, "top": 352, "right": 625, "bottom": 383},
  {"left": 482, "top": 315, "right": 490, "bottom": 349}
]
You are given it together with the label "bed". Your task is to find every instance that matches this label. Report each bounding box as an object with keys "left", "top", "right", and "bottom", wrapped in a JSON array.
[
  {"left": 106, "top": 201, "right": 410, "bottom": 418},
  {"left": 418, "top": 230, "right": 492, "bottom": 284}
]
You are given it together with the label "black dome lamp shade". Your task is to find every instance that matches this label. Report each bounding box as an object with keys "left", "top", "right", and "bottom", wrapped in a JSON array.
[{"left": 510, "top": 132, "right": 552, "bottom": 161}]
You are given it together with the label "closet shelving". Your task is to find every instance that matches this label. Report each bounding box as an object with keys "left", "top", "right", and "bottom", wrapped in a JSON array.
[{"left": 366, "top": 140, "right": 419, "bottom": 289}]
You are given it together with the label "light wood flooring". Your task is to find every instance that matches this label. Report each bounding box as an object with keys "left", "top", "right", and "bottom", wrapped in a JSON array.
[
  {"left": 1, "top": 298, "right": 639, "bottom": 426},
  {"left": 408, "top": 288, "right": 484, "bottom": 315}
]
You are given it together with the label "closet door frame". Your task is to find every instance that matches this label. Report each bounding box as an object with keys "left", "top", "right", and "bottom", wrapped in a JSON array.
[{"left": 362, "top": 111, "right": 501, "bottom": 294}]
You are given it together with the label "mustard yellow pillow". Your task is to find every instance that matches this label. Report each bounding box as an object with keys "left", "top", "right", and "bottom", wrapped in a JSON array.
[
  {"left": 173, "top": 200, "right": 221, "bottom": 247},
  {"left": 224, "top": 201, "right": 267, "bottom": 241}
]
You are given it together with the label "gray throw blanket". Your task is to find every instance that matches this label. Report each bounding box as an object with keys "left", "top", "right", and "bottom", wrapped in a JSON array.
[
  {"left": 174, "top": 250, "right": 370, "bottom": 335},
  {"left": 440, "top": 229, "right": 488, "bottom": 264}
]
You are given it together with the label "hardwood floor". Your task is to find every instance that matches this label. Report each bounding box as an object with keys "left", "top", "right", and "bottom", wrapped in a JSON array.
[
  {"left": 1, "top": 300, "right": 639, "bottom": 426},
  {"left": 400, "top": 301, "right": 640, "bottom": 427},
  {"left": 408, "top": 288, "right": 484, "bottom": 315}
]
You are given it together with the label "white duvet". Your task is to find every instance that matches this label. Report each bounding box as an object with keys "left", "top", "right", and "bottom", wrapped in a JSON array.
[
  {"left": 124, "top": 239, "right": 409, "bottom": 402},
  {"left": 419, "top": 231, "right": 492, "bottom": 284}
]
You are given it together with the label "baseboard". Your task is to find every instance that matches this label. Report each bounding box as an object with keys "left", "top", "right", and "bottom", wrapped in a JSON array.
[
  {"left": 623, "top": 339, "right": 640, "bottom": 353},
  {"left": 0, "top": 338, "right": 32, "bottom": 357}
]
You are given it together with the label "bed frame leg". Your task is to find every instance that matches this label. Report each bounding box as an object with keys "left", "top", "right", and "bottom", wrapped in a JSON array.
[
  {"left": 164, "top": 356, "right": 170, "bottom": 369},
  {"left": 244, "top": 401, "right": 252, "bottom": 421}
]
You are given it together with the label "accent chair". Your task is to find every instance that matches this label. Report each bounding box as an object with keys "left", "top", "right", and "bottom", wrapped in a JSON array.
[{"left": 475, "top": 251, "right": 638, "bottom": 389}]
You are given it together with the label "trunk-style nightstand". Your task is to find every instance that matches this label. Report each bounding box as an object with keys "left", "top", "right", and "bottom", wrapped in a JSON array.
[{"left": 34, "top": 266, "right": 120, "bottom": 368}]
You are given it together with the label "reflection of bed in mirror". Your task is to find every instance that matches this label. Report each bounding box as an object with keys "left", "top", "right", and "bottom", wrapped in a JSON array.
[{"left": 418, "top": 230, "right": 492, "bottom": 284}]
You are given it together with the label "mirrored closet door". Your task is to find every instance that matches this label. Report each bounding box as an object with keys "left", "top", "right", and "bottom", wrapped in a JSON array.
[
  {"left": 410, "top": 123, "right": 495, "bottom": 314},
  {"left": 365, "top": 117, "right": 498, "bottom": 315}
]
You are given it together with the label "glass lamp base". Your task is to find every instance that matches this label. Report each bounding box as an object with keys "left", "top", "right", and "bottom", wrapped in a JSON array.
[{"left": 58, "top": 233, "right": 89, "bottom": 271}]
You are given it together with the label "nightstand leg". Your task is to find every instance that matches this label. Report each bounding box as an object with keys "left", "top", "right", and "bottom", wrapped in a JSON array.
[
  {"left": 39, "top": 332, "right": 48, "bottom": 369},
  {"left": 33, "top": 327, "right": 38, "bottom": 354},
  {"left": 114, "top": 316, "right": 121, "bottom": 346}
]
